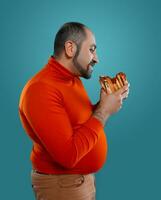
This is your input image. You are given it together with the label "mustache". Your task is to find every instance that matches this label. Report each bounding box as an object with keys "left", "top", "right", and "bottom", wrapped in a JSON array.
[{"left": 89, "top": 60, "right": 97, "bottom": 67}]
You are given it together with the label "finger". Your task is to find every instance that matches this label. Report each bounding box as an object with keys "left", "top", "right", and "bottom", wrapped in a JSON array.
[
  {"left": 122, "top": 87, "right": 129, "bottom": 95},
  {"left": 113, "top": 83, "right": 119, "bottom": 91},
  {"left": 116, "top": 75, "right": 124, "bottom": 87},
  {"left": 101, "top": 86, "right": 106, "bottom": 94},
  {"left": 121, "top": 90, "right": 129, "bottom": 99},
  {"left": 115, "top": 83, "right": 129, "bottom": 95},
  {"left": 106, "top": 87, "right": 112, "bottom": 95},
  {"left": 101, "top": 87, "right": 112, "bottom": 94},
  {"left": 116, "top": 79, "right": 122, "bottom": 89}
]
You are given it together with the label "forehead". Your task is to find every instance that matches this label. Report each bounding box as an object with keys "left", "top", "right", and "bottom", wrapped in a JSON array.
[{"left": 83, "top": 28, "right": 96, "bottom": 46}]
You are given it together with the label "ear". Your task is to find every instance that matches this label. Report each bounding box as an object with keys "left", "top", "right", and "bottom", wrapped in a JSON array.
[{"left": 64, "top": 40, "right": 77, "bottom": 58}]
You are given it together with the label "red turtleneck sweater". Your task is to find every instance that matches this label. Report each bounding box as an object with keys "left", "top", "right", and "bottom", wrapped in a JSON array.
[{"left": 18, "top": 56, "right": 108, "bottom": 174}]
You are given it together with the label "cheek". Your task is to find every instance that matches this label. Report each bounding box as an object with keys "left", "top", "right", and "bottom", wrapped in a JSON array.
[
  {"left": 77, "top": 50, "right": 93, "bottom": 66},
  {"left": 78, "top": 53, "right": 89, "bottom": 64}
]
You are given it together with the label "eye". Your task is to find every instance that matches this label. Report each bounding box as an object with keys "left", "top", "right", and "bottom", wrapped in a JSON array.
[{"left": 89, "top": 48, "right": 95, "bottom": 53}]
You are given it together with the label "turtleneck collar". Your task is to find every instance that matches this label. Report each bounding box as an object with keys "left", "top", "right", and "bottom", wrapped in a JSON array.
[{"left": 48, "top": 56, "right": 79, "bottom": 81}]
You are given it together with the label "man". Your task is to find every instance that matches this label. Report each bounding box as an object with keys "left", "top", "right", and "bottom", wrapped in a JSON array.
[{"left": 18, "top": 22, "right": 129, "bottom": 200}]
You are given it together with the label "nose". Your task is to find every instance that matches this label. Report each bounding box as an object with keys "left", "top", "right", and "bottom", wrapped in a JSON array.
[{"left": 93, "top": 52, "right": 99, "bottom": 64}]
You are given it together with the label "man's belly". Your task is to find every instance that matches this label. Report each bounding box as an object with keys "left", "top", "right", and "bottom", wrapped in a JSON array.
[{"left": 31, "top": 129, "right": 107, "bottom": 174}]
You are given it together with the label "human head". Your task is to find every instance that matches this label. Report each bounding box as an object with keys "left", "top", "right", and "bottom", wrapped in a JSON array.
[{"left": 54, "top": 22, "right": 99, "bottom": 79}]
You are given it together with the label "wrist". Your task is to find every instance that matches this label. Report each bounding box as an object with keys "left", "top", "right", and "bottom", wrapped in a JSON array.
[{"left": 93, "top": 109, "right": 110, "bottom": 127}]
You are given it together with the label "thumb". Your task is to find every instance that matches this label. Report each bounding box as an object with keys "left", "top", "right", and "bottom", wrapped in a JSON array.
[
  {"left": 101, "top": 87, "right": 112, "bottom": 95},
  {"left": 106, "top": 87, "right": 112, "bottom": 95}
]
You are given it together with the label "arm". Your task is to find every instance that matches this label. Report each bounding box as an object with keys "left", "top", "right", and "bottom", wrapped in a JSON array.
[{"left": 23, "top": 82, "right": 104, "bottom": 169}]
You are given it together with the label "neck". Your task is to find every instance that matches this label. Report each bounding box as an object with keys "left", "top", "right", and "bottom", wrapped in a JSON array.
[{"left": 54, "top": 55, "right": 80, "bottom": 76}]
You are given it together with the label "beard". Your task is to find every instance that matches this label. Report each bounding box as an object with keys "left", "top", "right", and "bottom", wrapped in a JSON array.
[{"left": 73, "top": 49, "right": 94, "bottom": 79}]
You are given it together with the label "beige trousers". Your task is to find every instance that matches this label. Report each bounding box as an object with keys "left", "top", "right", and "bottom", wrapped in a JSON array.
[{"left": 31, "top": 170, "right": 96, "bottom": 200}]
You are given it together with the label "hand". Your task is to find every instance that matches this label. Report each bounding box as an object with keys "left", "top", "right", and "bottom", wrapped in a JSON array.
[
  {"left": 121, "top": 82, "right": 130, "bottom": 100},
  {"left": 93, "top": 82, "right": 130, "bottom": 126}
]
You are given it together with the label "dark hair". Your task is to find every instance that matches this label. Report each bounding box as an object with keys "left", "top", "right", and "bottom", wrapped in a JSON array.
[{"left": 54, "top": 22, "right": 87, "bottom": 57}]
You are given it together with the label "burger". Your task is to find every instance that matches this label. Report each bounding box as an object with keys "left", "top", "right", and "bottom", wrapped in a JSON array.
[{"left": 99, "top": 72, "right": 128, "bottom": 94}]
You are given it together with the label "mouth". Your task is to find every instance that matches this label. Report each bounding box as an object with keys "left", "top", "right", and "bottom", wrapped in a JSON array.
[
  {"left": 90, "top": 62, "right": 96, "bottom": 67},
  {"left": 87, "top": 61, "right": 96, "bottom": 73},
  {"left": 88, "top": 65, "right": 94, "bottom": 72}
]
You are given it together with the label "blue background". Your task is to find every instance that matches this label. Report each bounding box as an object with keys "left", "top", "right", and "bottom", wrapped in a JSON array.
[{"left": 1, "top": 0, "right": 161, "bottom": 199}]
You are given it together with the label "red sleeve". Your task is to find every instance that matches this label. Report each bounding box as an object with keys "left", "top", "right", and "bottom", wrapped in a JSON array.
[{"left": 23, "top": 82, "right": 104, "bottom": 169}]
